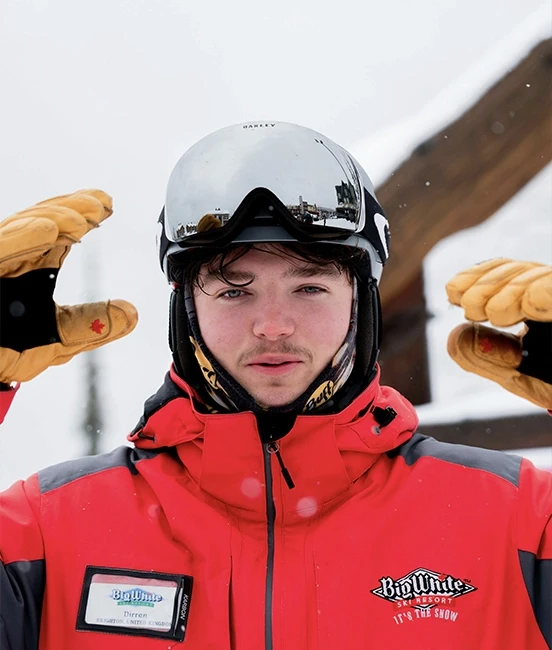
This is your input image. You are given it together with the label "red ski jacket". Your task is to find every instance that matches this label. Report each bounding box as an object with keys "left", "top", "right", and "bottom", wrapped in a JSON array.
[{"left": 0, "top": 368, "right": 550, "bottom": 649}]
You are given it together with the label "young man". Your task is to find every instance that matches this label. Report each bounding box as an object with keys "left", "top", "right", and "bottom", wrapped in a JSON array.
[{"left": 0, "top": 122, "right": 550, "bottom": 649}]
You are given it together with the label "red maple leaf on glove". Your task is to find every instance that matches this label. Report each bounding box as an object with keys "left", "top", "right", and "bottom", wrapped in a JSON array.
[
  {"left": 479, "top": 337, "right": 493, "bottom": 353},
  {"left": 90, "top": 319, "right": 106, "bottom": 334}
]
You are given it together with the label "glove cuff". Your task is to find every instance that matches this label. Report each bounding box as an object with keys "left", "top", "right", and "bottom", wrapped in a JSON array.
[
  {"left": 0, "top": 269, "right": 60, "bottom": 352},
  {"left": 517, "top": 320, "right": 552, "bottom": 384}
]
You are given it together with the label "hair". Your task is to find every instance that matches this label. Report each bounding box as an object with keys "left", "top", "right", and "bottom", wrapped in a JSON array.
[{"left": 168, "top": 242, "right": 370, "bottom": 292}]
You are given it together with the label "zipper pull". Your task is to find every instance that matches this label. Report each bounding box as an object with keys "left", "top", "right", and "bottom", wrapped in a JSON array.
[{"left": 267, "top": 442, "right": 295, "bottom": 490}]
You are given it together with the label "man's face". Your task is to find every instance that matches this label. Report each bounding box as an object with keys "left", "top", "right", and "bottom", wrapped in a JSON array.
[{"left": 194, "top": 245, "right": 354, "bottom": 408}]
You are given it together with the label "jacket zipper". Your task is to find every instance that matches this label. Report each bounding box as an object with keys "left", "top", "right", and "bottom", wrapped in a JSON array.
[{"left": 263, "top": 443, "right": 276, "bottom": 650}]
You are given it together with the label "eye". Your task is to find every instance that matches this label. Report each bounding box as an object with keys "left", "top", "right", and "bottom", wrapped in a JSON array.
[
  {"left": 299, "top": 285, "right": 326, "bottom": 294},
  {"left": 219, "top": 288, "right": 246, "bottom": 300}
]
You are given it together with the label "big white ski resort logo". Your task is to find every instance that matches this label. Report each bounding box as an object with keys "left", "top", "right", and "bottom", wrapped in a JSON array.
[{"left": 371, "top": 567, "right": 477, "bottom": 626}]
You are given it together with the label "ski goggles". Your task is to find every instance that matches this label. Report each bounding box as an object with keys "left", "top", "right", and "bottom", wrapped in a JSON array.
[{"left": 159, "top": 121, "right": 389, "bottom": 280}]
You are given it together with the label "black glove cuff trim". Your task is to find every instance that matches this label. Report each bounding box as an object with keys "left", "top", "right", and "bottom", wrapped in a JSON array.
[
  {"left": 0, "top": 269, "right": 60, "bottom": 352},
  {"left": 517, "top": 320, "right": 552, "bottom": 385}
]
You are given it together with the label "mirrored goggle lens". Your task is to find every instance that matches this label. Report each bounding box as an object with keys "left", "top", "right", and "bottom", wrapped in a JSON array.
[{"left": 164, "top": 122, "right": 369, "bottom": 244}]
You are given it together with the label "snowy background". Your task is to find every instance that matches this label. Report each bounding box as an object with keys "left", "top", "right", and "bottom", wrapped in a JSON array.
[{"left": 0, "top": 0, "right": 551, "bottom": 489}]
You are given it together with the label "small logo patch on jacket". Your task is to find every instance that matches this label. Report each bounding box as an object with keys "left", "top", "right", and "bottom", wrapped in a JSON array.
[{"left": 371, "top": 567, "right": 477, "bottom": 626}]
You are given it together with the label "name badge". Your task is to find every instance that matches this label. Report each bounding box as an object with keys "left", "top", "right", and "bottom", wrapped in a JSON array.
[{"left": 77, "top": 566, "right": 193, "bottom": 642}]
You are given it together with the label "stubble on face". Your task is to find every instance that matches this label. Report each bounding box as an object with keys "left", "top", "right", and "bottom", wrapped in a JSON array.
[{"left": 237, "top": 340, "right": 314, "bottom": 367}]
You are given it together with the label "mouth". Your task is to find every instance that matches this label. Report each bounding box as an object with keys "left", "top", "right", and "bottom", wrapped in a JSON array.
[{"left": 246, "top": 359, "right": 303, "bottom": 375}]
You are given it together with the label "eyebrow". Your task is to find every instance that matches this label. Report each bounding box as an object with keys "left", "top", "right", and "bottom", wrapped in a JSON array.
[
  {"left": 284, "top": 265, "right": 342, "bottom": 279},
  {"left": 201, "top": 264, "right": 341, "bottom": 287}
]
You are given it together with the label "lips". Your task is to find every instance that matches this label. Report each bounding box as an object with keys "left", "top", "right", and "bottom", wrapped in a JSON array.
[
  {"left": 246, "top": 356, "right": 303, "bottom": 375},
  {"left": 247, "top": 356, "right": 303, "bottom": 366}
]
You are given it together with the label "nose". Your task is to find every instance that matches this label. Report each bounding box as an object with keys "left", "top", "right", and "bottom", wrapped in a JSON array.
[{"left": 252, "top": 298, "right": 295, "bottom": 340}]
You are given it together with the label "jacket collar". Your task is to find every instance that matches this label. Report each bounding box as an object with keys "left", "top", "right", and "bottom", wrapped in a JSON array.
[{"left": 128, "top": 366, "right": 418, "bottom": 515}]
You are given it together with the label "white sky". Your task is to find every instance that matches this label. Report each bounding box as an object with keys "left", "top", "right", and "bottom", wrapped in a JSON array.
[{"left": 0, "top": 0, "right": 551, "bottom": 487}]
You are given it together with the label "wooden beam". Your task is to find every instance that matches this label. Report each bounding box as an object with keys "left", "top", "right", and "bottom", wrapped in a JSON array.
[
  {"left": 376, "top": 38, "right": 552, "bottom": 307},
  {"left": 379, "top": 269, "right": 431, "bottom": 404},
  {"left": 419, "top": 412, "right": 552, "bottom": 452}
]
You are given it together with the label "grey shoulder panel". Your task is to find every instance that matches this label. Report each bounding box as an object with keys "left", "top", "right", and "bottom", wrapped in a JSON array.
[
  {"left": 0, "top": 559, "right": 45, "bottom": 650},
  {"left": 519, "top": 550, "right": 552, "bottom": 648},
  {"left": 395, "top": 433, "right": 522, "bottom": 488},
  {"left": 38, "top": 446, "right": 161, "bottom": 494}
]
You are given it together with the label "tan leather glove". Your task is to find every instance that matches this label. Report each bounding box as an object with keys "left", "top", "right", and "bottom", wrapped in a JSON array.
[
  {"left": 0, "top": 190, "right": 138, "bottom": 383},
  {"left": 446, "top": 259, "right": 552, "bottom": 409}
]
